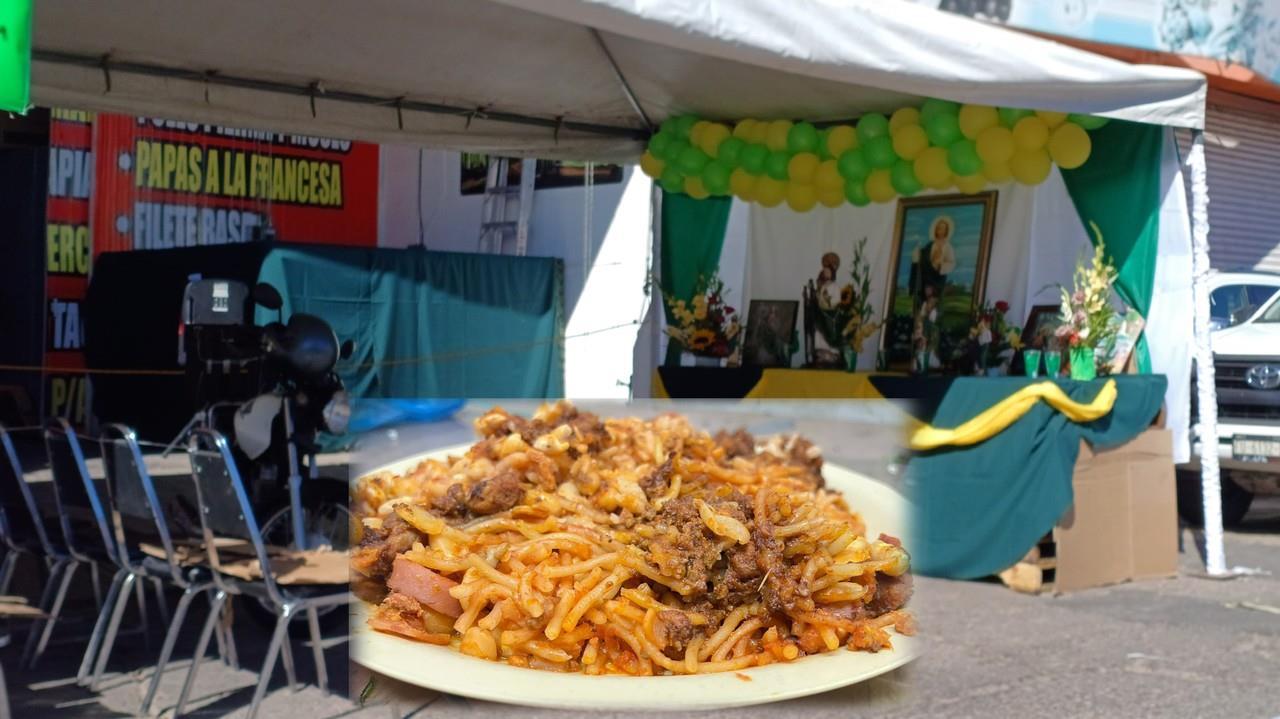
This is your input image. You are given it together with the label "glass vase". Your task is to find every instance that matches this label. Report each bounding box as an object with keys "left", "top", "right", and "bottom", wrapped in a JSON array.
[
  {"left": 1043, "top": 350, "right": 1062, "bottom": 377},
  {"left": 843, "top": 349, "right": 858, "bottom": 373},
  {"left": 1023, "top": 349, "right": 1042, "bottom": 378},
  {"left": 1069, "top": 346, "right": 1097, "bottom": 381}
]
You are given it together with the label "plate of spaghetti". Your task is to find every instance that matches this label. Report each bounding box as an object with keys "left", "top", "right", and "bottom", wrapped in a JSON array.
[{"left": 350, "top": 402, "right": 917, "bottom": 711}]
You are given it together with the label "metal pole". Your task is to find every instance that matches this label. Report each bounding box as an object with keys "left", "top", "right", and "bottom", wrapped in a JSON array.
[{"left": 1187, "top": 129, "right": 1227, "bottom": 576}]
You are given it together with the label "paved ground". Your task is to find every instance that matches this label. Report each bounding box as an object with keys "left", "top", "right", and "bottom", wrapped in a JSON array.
[{"left": 7, "top": 407, "right": 1279, "bottom": 717}]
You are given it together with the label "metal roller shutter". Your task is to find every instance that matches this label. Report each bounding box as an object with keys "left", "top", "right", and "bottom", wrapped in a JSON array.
[{"left": 1176, "top": 103, "right": 1280, "bottom": 273}]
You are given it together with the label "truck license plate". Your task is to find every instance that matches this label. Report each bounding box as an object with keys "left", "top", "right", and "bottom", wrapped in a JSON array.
[{"left": 1232, "top": 436, "right": 1280, "bottom": 461}]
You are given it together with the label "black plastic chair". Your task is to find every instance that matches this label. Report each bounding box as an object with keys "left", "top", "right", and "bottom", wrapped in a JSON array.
[
  {"left": 178, "top": 429, "right": 348, "bottom": 719},
  {"left": 92, "top": 424, "right": 236, "bottom": 708}
]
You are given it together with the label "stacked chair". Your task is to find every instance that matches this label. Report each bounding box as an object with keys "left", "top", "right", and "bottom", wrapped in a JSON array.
[
  {"left": 178, "top": 428, "right": 349, "bottom": 719},
  {"left": 0, "top": 420, "right": 348, "bottom": 718}
]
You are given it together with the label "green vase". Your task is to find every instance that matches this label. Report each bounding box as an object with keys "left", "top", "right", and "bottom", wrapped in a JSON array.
[
  {"left": 1069, "top": 346, "right": 1096, "bottom": 381},
  {"left": 844, "top": 349, "right": 858, "bottom": 373}
]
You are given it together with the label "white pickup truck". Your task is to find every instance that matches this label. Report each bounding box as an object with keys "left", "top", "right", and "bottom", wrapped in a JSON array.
[{"left": 1180, "top": 272, "right": 1280, "bottom": 526}]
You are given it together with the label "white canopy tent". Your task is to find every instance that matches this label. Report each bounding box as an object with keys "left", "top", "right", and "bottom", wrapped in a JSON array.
[{"left": 32, "top": 0, "right": 1229, "bottom": 573}]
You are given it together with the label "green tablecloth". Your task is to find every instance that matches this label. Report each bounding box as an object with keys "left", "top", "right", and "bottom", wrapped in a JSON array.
[{"left": 906, "top": 375, "right": 1167, "bottom": 580}]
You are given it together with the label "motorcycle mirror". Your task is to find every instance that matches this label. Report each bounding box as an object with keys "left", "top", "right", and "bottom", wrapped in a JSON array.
[
  {"left": 253, "top": 282, "right": 284, "bottom": 311},
  {"left": 340, "top": 339, "right": 355, "bottom": 360}
]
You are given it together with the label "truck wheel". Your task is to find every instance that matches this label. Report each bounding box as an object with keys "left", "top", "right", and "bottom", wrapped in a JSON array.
[{"left": 1175, "top": 469, "right": 1254, "bottom": 527}]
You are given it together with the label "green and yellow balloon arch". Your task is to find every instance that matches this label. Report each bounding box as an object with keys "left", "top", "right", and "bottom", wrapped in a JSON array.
[{"left": 639, "top": 99, "right": 1106, "bottom": 211}]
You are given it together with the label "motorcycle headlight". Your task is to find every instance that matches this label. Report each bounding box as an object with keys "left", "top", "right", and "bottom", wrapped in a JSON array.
[{"left": 322, "top": 390, "right": 351, "bottom": 434}]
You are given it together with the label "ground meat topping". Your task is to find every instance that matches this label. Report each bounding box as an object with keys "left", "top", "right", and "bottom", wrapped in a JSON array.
[
  {"left": 431, "top": 483, "right": 467, "bottom": 517},
  {"left": 466, "top": 470, "right": 524, "bottom": 515},
  {"left": 350, "top": 513, "right": 421, "bottom": 580},
  {"left": 654, "top": 609, "right": 699, "bottom": 658},
  {"left": 639, "top": 457, "right": 674, "bottom": 499},
  {"left": 714, "top": 429, "right": 756, "bottom": 459}
]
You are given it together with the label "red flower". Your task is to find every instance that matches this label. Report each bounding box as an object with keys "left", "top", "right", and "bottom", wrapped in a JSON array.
[
  {"left": 995, "top": 300, "right": 1009, "bottom": 314},
  {"left": 981, "top": 314, "right": 992, "bottom": 324},
  {"left": 725, "top": 306, "right": 735, "bottom": 315}
]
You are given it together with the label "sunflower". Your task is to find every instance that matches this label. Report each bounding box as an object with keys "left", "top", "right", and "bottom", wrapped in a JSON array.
[
  {"left": 839, "top": 284, "right": 854, "bottom": 307},
  {"left": 688, "top": 329, "right": 716, "bottom": 351}
]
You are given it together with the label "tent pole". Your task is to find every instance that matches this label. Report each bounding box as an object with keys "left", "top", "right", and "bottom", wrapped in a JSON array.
[
  {"left": 589, "top": 30, "right": 653, "bottom": 131},
  {"left": 1187, "top": 129, "right": 1227, "bottom": 576}
]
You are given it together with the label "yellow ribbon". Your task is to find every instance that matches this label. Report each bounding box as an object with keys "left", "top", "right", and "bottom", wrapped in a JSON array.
[{"left": 909, "top": 379, "right": 1117, "bottom": 451}]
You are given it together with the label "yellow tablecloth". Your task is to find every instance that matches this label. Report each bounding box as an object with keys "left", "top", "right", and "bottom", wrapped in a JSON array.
[{"left": 745, "top": 369, "right": 894, "bottom": 399}]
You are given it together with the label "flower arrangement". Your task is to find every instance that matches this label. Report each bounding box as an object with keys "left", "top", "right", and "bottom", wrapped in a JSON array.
[
  {"left": 814, "top": 238, "right": 881, "bottom": 361},
  {"left": 964, "top": 300, "right": 1022, "bottom": 373},
  {"left": 1054, "top": 223, "right": 1120, "bottom": 370},
  {"left": 661, "top": 271, "right": 741, "bottom": 357}
]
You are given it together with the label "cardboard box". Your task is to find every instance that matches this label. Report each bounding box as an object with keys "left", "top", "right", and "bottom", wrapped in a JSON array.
[
  {"left": 1053, "top": 428, "right": 1178, "bottom": 593},
  {"left": 999, "top": 429, "right": 1178, "bottom": 594}
]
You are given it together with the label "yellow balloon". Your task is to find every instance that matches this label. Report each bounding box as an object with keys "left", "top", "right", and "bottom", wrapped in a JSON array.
[
  {"left": 748, "top": 120, "right": 770, "bottom": 145},
  {"left": 815, "top": 159, "right": 843, "bottom": 191},
  {"left": 788, "top": 152, "right": 821, "bottom": 184},
  {"left": 913, "top": 146, "right": 952, "bottom": 189},
  {"left": 891, "top": 124, "right": 929, "bottom": 160},
  {"left": 865, "top": 169, "right": 897, "bottom": 203},
  {"left": 1036, "top": 110, "right": 1068, "bottom": 128},
  {"left": 983, "top": 161, "right": 1013, "bottom": 183},
  {"left": 729, "top": 168, "right": 757, "bottom": 200},
  {"left": 733, "top": 118, "right": 757, "bottom": 140},
  {"left": 825, "top": 125, "right": 858, "bottom": 156},
  {"left": 690, "top": 121, "right": 709, "bottom": 148},
  {"left": 701, "top": 123, "right": 731, "bottom": 156},
  {"left": 975, "top": 126, "right": 1015, "bottom": 165},
  {"left": 954, "top": 173, "right": 987, "bottom": 194},
  {"left": 684, "top": 176, "right": 710, "bottom": 199},
  {"left": 639, "top": 151, "right": 665, "bottom": 179},
  {"left": 1013, "top": 116, "right": 1050, "bottom": 151},
  {"left": 1047, "top": 122, "right": 1092, "bottom": 169},
  {"left": 755, "top": 176, "right": 786, "bottom": 207},
  {"left": 766, "top": 119, "right": 794, "bottom": 151},
  {"left": 889, "top": 107, "right": 921, "bottom": 133},
  {"left": 958, "top": 104, "right": 999, "bottom": 140},
  {"left": 786, "top": 182, "right": 818, "bottom": 212},
  {"left": 817, "top": 187, "right": 845, "bottom": 208},
  {"left": 1010, "top": 148, "right": 1052, "bottom": 185}
]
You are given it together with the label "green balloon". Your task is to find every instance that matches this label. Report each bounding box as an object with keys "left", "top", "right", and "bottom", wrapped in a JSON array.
[
  {"left": 739, "top": 143, "right": 769, "bottom": 174},
  {"left": 678, "top": 146, "right": 710, "bottom": 175},
  {"left": 816, "top": 128, "right": 832, "bottom": 160},
  {"left": 718, "top": 136, "right": 746, "bottom": 167},
  {"left": 947, "top": 139, "right": 983, "bottom": 176},
  {"left": 649, "top": 131, "right": 673, "bottom": 158},
  {"left": 837, "top": 148, "right": 870, "bottom": 181},
  {"left": 844, "top": 179, "right": 870, "bottom": 207},
  {"left": 890, "top": 159, "right": 922, "bottom": 196},
  {"left": 998, "top": 107, "right": 1033, "bottom": 128},
  {"left": 702, "top": 161, "right": 732, "bottom": 195},
  {"left": 924, "top": 113, "right": 962, "bottom": 147},
  {"left": 659, "top": 116, "right": 680, "bottom": 136},
  {"left": 765, "top": 150, "right": 791, "bottom": 180},
  {"left": 663, "top": 138, "right": 691, "bottom": 164},
  {"left": 921, "top": 97, "right": 962, "bottom": 121},
  {"left": 864, "top": 135, "right": 897, "bottom": 169},
  {"left": 1068, "top": 113, "right": 1109, "bottom": 130},
  {"left": 674, "top": 114, "right": 699, "bottom": 139},
  {"left": 856, "top": 113, "right": 890, "bottom": 144},
  {"left": 920, "top": 98, "right": 960, "bottom": 122},
  {"left": 660, "top": 166, "right": 684, "bottom": 194},
  {"left": 787, "top": 121, "right": 820, "bottom": 154}
]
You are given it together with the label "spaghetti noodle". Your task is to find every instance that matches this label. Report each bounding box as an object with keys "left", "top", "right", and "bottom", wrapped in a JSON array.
[{"left": 351, "top": 402, "right": 914, "bottom": 675}]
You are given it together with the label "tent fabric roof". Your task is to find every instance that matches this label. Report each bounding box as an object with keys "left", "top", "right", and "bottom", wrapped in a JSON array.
[{"left": 33, "top": 0, "right": 1206, "bottom": 160}]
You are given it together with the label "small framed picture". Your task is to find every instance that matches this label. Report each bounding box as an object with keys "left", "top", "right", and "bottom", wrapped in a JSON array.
[
  {"left": 1021, "top": 305, "right": 1063, "bottom": 349},
  {"left": 742, "top": 300, "right": 799, "bottom": 368}
]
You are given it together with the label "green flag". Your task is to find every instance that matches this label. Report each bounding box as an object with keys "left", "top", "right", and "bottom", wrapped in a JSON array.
[{"left": 0, "top": 0, "right": 32, "bottom": 113}]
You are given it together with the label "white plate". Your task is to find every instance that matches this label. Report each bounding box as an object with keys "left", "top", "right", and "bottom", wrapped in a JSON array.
[{"left": 350, "top": 445, "right": 919, "bottom": 712}]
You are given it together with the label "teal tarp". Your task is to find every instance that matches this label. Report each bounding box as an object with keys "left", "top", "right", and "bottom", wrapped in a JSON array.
[
  {"left": 255, "top": 246, "right": 564, "bottom": 400},
  {"left": 907, "top": 375, "right": 1166, "bottom": 579}
]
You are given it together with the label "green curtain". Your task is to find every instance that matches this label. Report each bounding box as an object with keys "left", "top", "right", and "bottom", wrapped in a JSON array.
[
  {"left": 659, "top": 191, "right": 732, "bottom": 365},
  {"left": 1060, "top": 121, "right": 1164, "bottom": 372},
  {"left": 255, "top": 245, "right": 564, "bottom": 399},
  {"left": 908, "top": 375, "right": 1167, "bottom": 579}
]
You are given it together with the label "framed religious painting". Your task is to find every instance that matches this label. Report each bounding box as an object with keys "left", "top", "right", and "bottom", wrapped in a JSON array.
[
  {"left": 742, "top": 299, "right": 799, "bottom": 367},
  {"left": 881, "top": 192, "right": 997, "bottom": 373}
]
